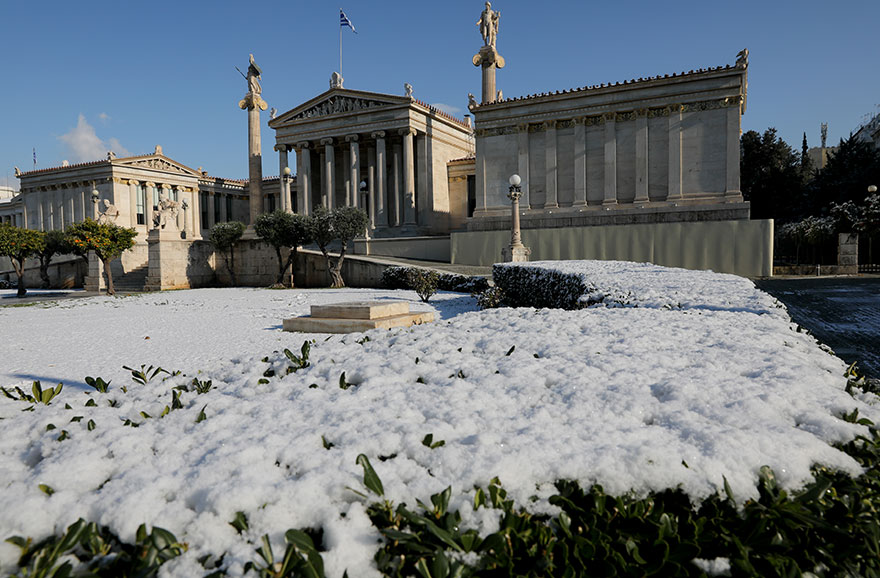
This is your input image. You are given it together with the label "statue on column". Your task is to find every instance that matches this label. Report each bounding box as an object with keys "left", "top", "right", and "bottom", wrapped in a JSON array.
[
  {"left": 239, "top": 54, "right": 268, "bottom": 112},
  {"left": 477, "top": 2, "right": 500, "bottom": 48}
]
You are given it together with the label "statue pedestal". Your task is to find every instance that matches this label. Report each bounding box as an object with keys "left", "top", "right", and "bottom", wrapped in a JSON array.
[
  {"left": 144, "top": 228, "right": 192, "bottom": 291},
  {"left": 83, "top": 253, "right": 105, "bottom": 292},
  {"left": 502, "top": 244, "right": 531, "bottom": 263},
  {"left": 473, "top": 46, "right": 505, "bottom": 104}
]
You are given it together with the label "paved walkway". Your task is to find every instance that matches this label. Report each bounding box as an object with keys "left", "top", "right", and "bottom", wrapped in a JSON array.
[{"left": 755, "top": 276, "right": 880, "bottom": 383}]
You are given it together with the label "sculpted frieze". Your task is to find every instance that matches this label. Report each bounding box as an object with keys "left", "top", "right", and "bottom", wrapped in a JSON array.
[
  {"left": 128, "top": 158, "right": 190, "bottom": 174},
  {"left": 293, "top": 97, "right": 389, "bottom": 120}
]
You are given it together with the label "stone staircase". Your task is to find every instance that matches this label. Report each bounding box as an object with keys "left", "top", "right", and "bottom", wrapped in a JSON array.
[{"left": 113, "top": 264, "right": 149, "bottom": 293}]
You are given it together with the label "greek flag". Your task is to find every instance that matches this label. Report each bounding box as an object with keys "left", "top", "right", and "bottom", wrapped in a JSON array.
[{"left": 340, "top": 9, "right": 356, "bottom": 33}]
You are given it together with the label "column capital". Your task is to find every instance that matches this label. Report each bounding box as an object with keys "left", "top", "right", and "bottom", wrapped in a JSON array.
[
  {"left": 517, "top": 123, "right": 530, "bottom": 132},
  {"left": 345, "top": 134, "right": 359, "bottom": 143},
  {"left": 398, "top": 127, "right": 417, "bottom": 137},
  {"left": 320, "top": 138, "right": 334, "bottom": 146},
  {"left": 297, "top": 141, "right": 311, "bottom": 149},
  {"left": 667, "top": 103, "right": 684, "bottom": 114},
  {"left": 636, "top": 108, "right": 649, "bottom": 118},
  {"left": 371, "top": 131, "right": 386, "bottom": 139},
  {"left": 543, "top": 120, "right": 557, "bottom": 130},
  {"left": 160, "top": 183, "right": 172, "bottom": 190},
  {"left": 572, "top": 117, "right": 586, "bottom": 126},
  {"left": 127, "top": 179, "right": 140, "bottom": 186},
  {"left": 273, "top": 144, "right": 291, "bottom": 152},
  {"left": 145, "top": 181, "right": 156, "bottom": 188},
  {"left": 603, "top": 111, "right": 616, "bottom": 122}
]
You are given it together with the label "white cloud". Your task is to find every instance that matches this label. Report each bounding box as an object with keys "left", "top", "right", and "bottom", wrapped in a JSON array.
[
  {"left": 98, "top": 112, "right": 110, "bottom": 122},
  {"left": 58, "top": 115, "right": 130, "bottom": 162},
  {"left": 433, "top": 103, "right": 462, "bottom": 116}
]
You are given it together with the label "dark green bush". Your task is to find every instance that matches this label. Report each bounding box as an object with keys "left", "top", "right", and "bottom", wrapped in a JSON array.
[
  {"left": 381, "top": 266, "right": 490, "bottom": 294},
  {"left": 492, "top": 264, "right": 589, "bottom": 309}
]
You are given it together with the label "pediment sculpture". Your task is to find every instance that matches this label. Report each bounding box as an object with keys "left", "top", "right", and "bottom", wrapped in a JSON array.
[{"left": 292, "top": 96, "right": 390, "bottom": 120}]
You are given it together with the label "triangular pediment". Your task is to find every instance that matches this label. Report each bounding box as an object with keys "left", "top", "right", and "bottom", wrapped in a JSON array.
[
  {"left": 271, "top": 88, "right": 411, "bottom": 127},
  {"left": 114, "top": 155, "right": 200, "bottom": 177}
]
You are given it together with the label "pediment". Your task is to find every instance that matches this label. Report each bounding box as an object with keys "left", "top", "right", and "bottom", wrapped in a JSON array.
[
  {"left": 272, "top": 89, "right": 410, "bottom": 126},
  {"left": 115, "top": 155, "right": 200, "bottom": 177}
]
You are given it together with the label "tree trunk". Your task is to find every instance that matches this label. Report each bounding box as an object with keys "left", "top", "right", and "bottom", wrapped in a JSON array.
[
  {"left": 39, "top": 256, "right": 51, "bottom": 289},
  {"left": 284, "top": 248, "right": 298, "bottom": 288},
  {"left": 224, "top": 251, "right": 237, "bottom": 286},
  {"left": 12, "top": 257, "right": 26, "bottom": 297},
  {"left": 319, "top": 247, "right": 337, "bottom": 288},
  {"left": 102, "top": 257, "right": 116, "bottom": 295},
  {"left": 275, "top": 247, "right": 285, "bottom": 285},
  {"left": 330, "top": 245, "right": 347, "bottom": 288}
]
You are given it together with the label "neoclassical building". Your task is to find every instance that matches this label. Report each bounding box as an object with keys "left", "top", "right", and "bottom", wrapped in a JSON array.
[{"left": 269, "top": 81, "right": 473, "bottom": 236}]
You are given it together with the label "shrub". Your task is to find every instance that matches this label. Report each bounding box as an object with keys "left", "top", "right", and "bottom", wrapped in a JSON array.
[
  {"left": 209, "top": 221, "right": 245, "bottom": 286},
  {"left": 310, "top": 206, "right": 369, "bottom": 288},
  {"left": 65, "top": 219, "right": 138, "bottom": 295},
  {"left": 406, "top": 269, "right": 439, "bottom": 303},
  {"left": 381, "top": 266, "right": 490, "bottom": 294},
  {"left": 493, "top": 263, "right": 588, "bottom": 309},
  {"left": 0, "top": 223, "right": 45, "bottom": 297},
  {"left": 254, "top": 211, "right": 313, "bottom": 286},
  {"left": 475, "top": 286, "right": 505, "bottom": 309}
]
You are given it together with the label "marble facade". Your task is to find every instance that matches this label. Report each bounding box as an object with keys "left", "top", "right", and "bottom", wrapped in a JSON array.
[{"left": 269, "top": 83, "right": 473, "bottom": 236}]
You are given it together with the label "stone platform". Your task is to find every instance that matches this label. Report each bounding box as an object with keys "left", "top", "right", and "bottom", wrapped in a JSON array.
[{"left": 282, "top": 301, "right": 434, "bottom": 334}]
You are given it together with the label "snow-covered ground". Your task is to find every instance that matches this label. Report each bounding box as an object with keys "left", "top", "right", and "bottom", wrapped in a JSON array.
[{"left": 0, "top": 263, "right": 877, "bottom": 577}]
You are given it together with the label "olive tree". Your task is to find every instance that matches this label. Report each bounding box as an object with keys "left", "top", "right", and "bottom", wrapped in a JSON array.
[
  {"left": 65, "top": 219, "right": 138, "bottom": 296},
  {"left": 254, "top": 210, "right": 313, "bottom": 286},
  {"left": 209, "top": 221, "right": 245, "bottom": 286},
  {"left": 0, "top": 223, "right": 45, "bottom": 297},
  {"left": 309, "top": 206, "right": 369, "bottom": 288},
  {"left": 38, "top": 230, "right": 74, "bottom": 288}
]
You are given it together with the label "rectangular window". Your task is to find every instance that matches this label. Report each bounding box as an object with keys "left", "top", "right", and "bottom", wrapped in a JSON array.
[
  {"left": 268, "top": 194, "right": 276, "bottom": 213},
  {"left": 467, "top": 175, "right": 476, "bottom": 217},
  {"left": 136, "top": 185, "right": 145, "bottom": 225},
  {"left": 226, "top": 195, "right": 233, "bottom": 221},
  {"left": 214, "top": 194, "right": 221, "bottom": 225}
]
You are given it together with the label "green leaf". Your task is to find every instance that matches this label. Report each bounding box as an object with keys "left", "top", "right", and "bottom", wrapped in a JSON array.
[
  {"left": 356, "top": 454, "right": 384, "bottom": 497},
  {"left": 195, "top": 405, "right": 207, "bottom": 423},
  {"left": 87, "top": 419, "right": 96, "bottom": 431},
  {"left": 322, "top": 435, "right": 334, "bottom": 450},
  {"left": 230, "top": 511, "right": 249, "bottom": 534},
  {"left": 39, "top": 483, "right": 55, "bottom": 496},
  {"left": 284, "top": 529, "right": 316, "bottom": 552}
]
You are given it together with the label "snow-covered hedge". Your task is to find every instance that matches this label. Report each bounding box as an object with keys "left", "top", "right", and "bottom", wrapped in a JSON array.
[
  {"left": 382, "top": 266, "right": 490, "bottom": 294},
  {"left": 494, "top": 260, "right": 783, "bottom": 316}
]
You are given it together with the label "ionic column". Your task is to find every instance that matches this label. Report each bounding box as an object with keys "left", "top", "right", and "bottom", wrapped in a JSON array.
[
  {"left": 725, "top": 96, "right": 743, "bottom": 200},
  {"left": 367, "top": 145, "right": 376, "bottom": 229},
  {"left": 79, "top": 189, "right": 86, "bottom": 225},
  {"left": 145, "top": 182, "right": 155, "bottom": 228},
  {"left": 346, "top": 135, "right": 360, "bottom": 209},
  {"left": 517, "top": 124, "right": 531, "bottom": 208},
  {"left": 64, "top": 186, "right": 74, "bottom": 228},
  {"left": 43, "top": 192, "right": 52, "bottom": 230},
  {"left": 297, "top": 142, "right": 311, "bottom": 215},
  {"left": 634, "top": 109, "right": 649, "bottom": 204},
  {"left": 191, "top": 189, "right": 202, "bottom": 237},
  {"left": 55, "top": 188, "right": 64, "bottom": 230},
  {"left": 603, "top": 112, "right": 618, "bottom": 206},
  {"left": 401, "top": 128, "right": 417, "bottom": 225},
  {"left": 128, "top": 180, "right": 139, "bottom": 227},
  {"left": 343, "top": 146, "right": 351, "bottom": 206},
  {"left": 544, "top": 121, "right": 558, "bottom": 208},
  {"left": 321, "top": 138, "right": 335, "bottom": 209},
  {"left": 372, "top": 131, "right": 387, "bottom": 227},
  {"left": 668, "top": 104, "right": 683, "bottom": 201},
  {"left": 573, "top": 118, "right": 587, "bottom": 207},
  {"left": 277, "top": 145, "right": 291, "bottom": 212},
  {"left": 392, "top": 140, "right": 402, "bottom": 226},
  {"left": 37, "top": 195, "right": 45, "bottom": 231}
]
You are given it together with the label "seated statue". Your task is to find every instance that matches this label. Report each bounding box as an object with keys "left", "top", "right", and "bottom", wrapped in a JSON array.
[
  {"left": 153, "top": 191, "right": 180, "bottom": 230},
  {"left": 97, "top": 199, "right": 119, "bottom": 224}
]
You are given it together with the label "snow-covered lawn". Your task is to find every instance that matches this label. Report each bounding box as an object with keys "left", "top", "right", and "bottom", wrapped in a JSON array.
[{"left": 0, "top": 263, "right": 877, "bottom": 577}]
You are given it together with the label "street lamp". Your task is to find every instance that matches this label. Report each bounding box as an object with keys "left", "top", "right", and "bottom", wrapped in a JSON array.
[
  {"left": 90, "top": 183, "right": 100, "bottom": 219},
  {"left": 282, "top": 166, "right": 293, "bottom": 212},
  {"left": 502, "top": 173, "right": 531, "bottom": 262},
  {"left": 869, "top": 185, "right": 877, "bottom": 194},
  {"left": 359, "top": 180, "right": 371, "bottom": 240}
]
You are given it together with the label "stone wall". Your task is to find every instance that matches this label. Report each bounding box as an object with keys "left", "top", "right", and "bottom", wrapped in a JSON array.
[
  {"left": 0, "top": 254, "right": 87, "bottom": 289},
  {"left": 352, "top": 236, "right": 451, "bottom": 262},
  {"left": 451, "top": 219, "right": 774, "bottom": 278}
]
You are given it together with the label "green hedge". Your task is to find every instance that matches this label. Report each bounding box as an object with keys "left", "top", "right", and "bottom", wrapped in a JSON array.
[
  {"left": 382, "top": 266, "right": 490, "bottom": 294},
  {"left": 492, "top": 264, "right": 591, "bottom": 309}
]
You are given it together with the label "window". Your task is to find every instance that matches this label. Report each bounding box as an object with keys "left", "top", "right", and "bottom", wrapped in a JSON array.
[
  {"left": 136, "top": 185, "right": 146, "bottom": 225},
  {"left": 214, "top": 194, "right": 222, "bottom": 225},
  {"left": 226, "top": 195, "right": 233, "bottom": 221},
  {"left": 268, "top": 194, "right": 276, "bottom": 213},
  {"left": 467, "top": 175, "right": 476, "bottom": 217},
  {"left": 200, "top": 192, "right": 208, "bottom": 227}
]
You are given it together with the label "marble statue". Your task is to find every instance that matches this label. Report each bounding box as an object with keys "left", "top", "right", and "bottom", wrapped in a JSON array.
[
  {"left": 330, "top": 71, "right": 344, "bottom": 89},
  {"left": 736, "top": 48, "right": 749, "bottom": 67},
  {"left": 477, "top": 2, "right": 500, "bottom": 48},
  {"left": 14, "top": 167, "right": 21, "bottom": 177},
  {"left": 153, "top": 191, "right": 180, "bottom": 229},
  {"left": 247, "top": 54, "right": 262, "bottom": 95},
  {"left": 468, "top": 93, "right": 477, "bottom": 109},
  {"left": 270, "top": 107, "right": 277, "bottom": 119},
  {"left": 97, "top": 199, "right": 119, "bottom": 224},
  {"left": 404, "top": 83, "right": 413, "bottom": 98}
]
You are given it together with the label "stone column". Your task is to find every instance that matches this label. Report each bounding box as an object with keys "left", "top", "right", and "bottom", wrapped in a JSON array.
[
  {"left": 544, "top": 121, "right": 558, "bottom": 208},
  {"left": 517, "top": 124, "right": 531, "bottom": 209},
  {"left": 725, "top": 96, "right": 743, "bottom": 200},
  {"left": 220, "top": 192, "right": 229, "bottom": 222},
  {"left": 634, "top": 109, "right": 650, "bottom": 204},
  {"left": 372, "top": 131, "right": 387, "bottom": 227},
  {"left": 278, "top": 145, "right": 290, "bottom": 212},
  {"left": 343, "top": 146, "right": 351, "bottom": 206},
  {"left": 239, "top": 86, "right": 267, "bottom": 226},
  {"left": 603, "top": 112, "right": 618, "bottom": 206},
  {"left": 38, "top": 194, "right": 46, "bottom": 231},
  {"left": 401, "top": 128, "right": 417, "bottom": 226},
  {"left": 206, "top": 193, "right": 215, "bottom": 229},
  {"left": 668, "top": 104, "right": 683, "bottom": 201},
  {"left": 297, "top": 142, "right": 311, "bottom": 215},
  {"left": 191, "top": 189, "right": 202, "bottom": 237},
  {"left": 392, "top": 140, "right": 402, "bottom": 226},
  {"left": 347, "top": 135, "right": 360, "bottom": 209},
  {"left": 79, "top": 189, "right": 87, "bottom": 225},
  {"left": 473, "top": 46, "right": 505, "bottom": 104},
  {"left": 145, "top": 182, "right": 155, "bottom": 229},
  {"left": 572, "top": 119, "right": 587, "bottom": 207},
  {"left": 322, "top": 138, "right": 335, "bottom": 209},
  {"left": 64, "top": 187, "right": 74, "bottom": 228},
  {"left": 367, "top": 145, "right": 376, "bottom": 229}
]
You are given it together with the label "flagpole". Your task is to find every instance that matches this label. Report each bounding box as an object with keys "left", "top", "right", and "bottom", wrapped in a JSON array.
[{"left": 339, "top": 9, "right": 343, "bottom": 77}]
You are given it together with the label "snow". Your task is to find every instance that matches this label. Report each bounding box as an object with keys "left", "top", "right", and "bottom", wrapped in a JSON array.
[{"left": 0, "top": 263, "right": 877, "bottom": 577}]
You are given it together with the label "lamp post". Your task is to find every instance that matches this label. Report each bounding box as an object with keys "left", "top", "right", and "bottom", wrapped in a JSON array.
[
  {"left": 90, "top": 184, "right": 100, "bottom": 220},
  {"left": 282, "top": 166, "right": 293, "bottom": 213},
  {"left": 359, "top": 180, "right": 371, "bottom": 240},
  {"left": 502, "top": 173, "right": 531, "bottom": 262}
]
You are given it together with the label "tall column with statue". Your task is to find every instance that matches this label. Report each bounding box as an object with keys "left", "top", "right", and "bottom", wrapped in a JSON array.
[
  {"left": 472, "top": 2, "right": 504, "bottom": 104},
  {"left": 239, "top": 54, "right": 268, "bottom": 229}
]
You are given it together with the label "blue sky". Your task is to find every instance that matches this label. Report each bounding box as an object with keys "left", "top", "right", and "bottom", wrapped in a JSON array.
[{"left": 2, "top": 0, "right": 877, "bottom": 190}]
